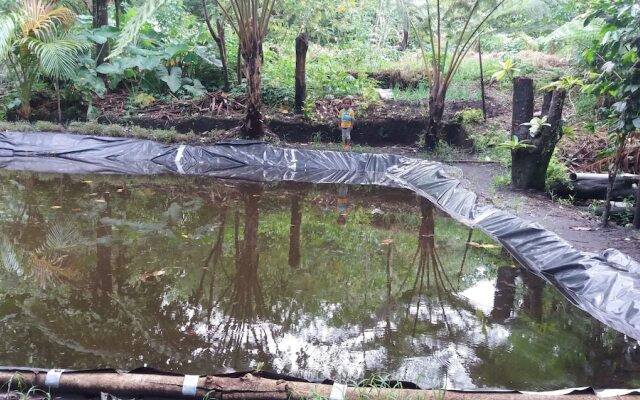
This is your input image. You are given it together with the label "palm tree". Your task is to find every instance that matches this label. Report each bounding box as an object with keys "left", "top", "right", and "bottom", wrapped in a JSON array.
[
  {"left": 405, "top": 0, "right": 507, "bottom": 146},
  {"left": 215, "top": 0, "right": 275, "bottom": 137},
  {"left": 0, "top": 0, "right": 87, "bottom": 119}
]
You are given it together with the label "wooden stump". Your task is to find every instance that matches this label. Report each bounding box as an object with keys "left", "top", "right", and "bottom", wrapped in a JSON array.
[{"left": 294, "top": 33, "right": 309, "bottom": 114}]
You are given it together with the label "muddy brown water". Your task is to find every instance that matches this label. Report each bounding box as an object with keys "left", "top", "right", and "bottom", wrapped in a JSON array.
[{"left": 0, "top": 172, "right": 638, "bottom": 390}]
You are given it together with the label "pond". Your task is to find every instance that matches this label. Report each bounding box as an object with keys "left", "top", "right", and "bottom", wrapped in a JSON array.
[{"left": 0, "top": 171, "right": 638, "bottom": 390}]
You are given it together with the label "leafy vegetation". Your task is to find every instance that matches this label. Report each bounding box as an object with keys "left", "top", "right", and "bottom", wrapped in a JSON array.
[
  {"left": 583, "top": 0, "right": 640, "bottom": 227},
  {"left": 0, "top": 0, "right": 637, "bottom": 226}
]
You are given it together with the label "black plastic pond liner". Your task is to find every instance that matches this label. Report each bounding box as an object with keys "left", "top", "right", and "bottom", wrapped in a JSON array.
[{"left": 0, "top": 132, "right": 639, "bottom": 347}]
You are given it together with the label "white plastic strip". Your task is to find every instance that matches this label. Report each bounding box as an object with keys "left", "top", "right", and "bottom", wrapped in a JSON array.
[
  {"left": 595, "top": 388, "right": 640, "bottom": 398},
  {"left": 329, "top": 382, "right": 347, "bottom": 400},
  {"left": 182, "top": 375, "right": 200, "bottom": 397},
  {"left": 521, "top": 387, "right": 589, "bottom": 396},
  {"left": 44, "top": 369, "right": 65, "bottom": 388},
  {"left": 175, "top": 145, "right": 186, "bottom": 174}
]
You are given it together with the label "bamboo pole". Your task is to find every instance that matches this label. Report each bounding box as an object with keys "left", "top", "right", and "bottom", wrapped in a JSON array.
[
  {"left": 477, "top": 39, "right": 486, "bottom": 120},
  {"left": 0, "top": 371, "right": 630, "bottom": 400}
]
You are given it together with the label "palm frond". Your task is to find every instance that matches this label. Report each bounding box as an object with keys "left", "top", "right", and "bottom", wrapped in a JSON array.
[
  {"left": 109, "top": 0, "right": 172, "bottom": 59},
  {"left": 21, "top": 0, "right": 76, "bottom": 41},
  {"left": 0, "top": 236, "right": 24, "bottom": 277},
  {"left": 38, "top": 219, "right": 84, "bottom": 253},
  {"left": 0, "top": 15, "right": 18, "bottom": 60},
  {"left": 24, "top": 34, "right": 87, "bottom": 80},
  {"left": 29, "top": 253, "right": 76, "bottom": 288}
]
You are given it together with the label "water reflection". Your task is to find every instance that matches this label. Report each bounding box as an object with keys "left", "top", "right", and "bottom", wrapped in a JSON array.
[{"left": 0, "top": 172, "right": 637, "bottom": 390}]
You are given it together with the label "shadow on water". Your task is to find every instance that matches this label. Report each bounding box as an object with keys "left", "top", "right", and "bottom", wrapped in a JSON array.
[{"left": 0, "top": 172, "right": 638, "bottom": 390}]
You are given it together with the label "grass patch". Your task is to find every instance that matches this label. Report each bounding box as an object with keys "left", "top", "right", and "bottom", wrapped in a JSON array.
[
  {"left": 392, "top": 80, "right": 429, "bottom": 102},
  {"left": 0, "top": 121, "right": 197, "bottom": 143}
]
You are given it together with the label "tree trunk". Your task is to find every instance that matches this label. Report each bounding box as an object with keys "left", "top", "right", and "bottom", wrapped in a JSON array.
[
  {"left": 236, "top": 43, "right": 243, "bottom": 85},
  {"left": 288, "top": 194, "right": 302, "bottom": 268},
  {"left": 424, "top": 90, "right": 445, "bottom": 148},
  {"left": 294, "top": 33, "right": 309, "bottom": 114},
  {"left": 634, "top": 179, "right": 640, "bottom": 229},
  {"left": 511, "top": 81, "right": 568, "bottom": 191},
  {"left": 490, "top": 266, "right": 518, "bottom": 321},
  {"left": 114, "top": 0, "right": 122, "bottom": 28},
  {"left": 93, "top": 0, "right": 109, "bottom": 65},
  {"left": 95, "top": 192, "right": 112, "bottom": 306},
  {"left": 521, "top": 268, "right": 545, "bottom": 322},
  {"left": 201, "top": 0, "right": 229, "bottom": 91},
  {"left": 399, "top": 30, "right": 409, "bottom": 51},
  {"left": 242, "top": 41, "right": 264, "bottom": 138},
  {"left": 397, "top": 0, "right": 408, "bottom": 51},
  {"left": 55, "top": 79, "right": 62, "bottom": 123},
  {"left": 216, "top": 18, "right": 229, "bottom": 91},
  {"left": 18, "top": 76, "right": 33, "bottom": 119},
  {"left": 602, "top": 136, "right": 628, "bottom": 226}
]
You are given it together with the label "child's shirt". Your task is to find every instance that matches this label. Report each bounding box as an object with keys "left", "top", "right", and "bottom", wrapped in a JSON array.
[{"left": 339, "top": 107, "right": 355, "bottom": 129}]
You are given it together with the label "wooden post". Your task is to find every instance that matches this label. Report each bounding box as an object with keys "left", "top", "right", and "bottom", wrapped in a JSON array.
[
  {"left": 633, "top": 182, "right": 640, "bottom": 229},
  {"left": 477, "top": 39, "right": 487, "bottom": 120},
  {"left": 541, "top": 90, "right": 553, "bottom": 116},
  {"left": 510, "top": 77, "right": 534, "bottom": 138},
  {"left": 294, "top": 33, "right": 309, "bottom": 114}
]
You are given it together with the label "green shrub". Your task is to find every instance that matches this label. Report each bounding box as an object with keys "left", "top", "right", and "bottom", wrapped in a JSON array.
[
  {"left": 492, "top": 174, "right": 511, "bottom": 188},
  {"left": 454, "top": 109, "right": 484, "bottom": 125},
  {"left": 261, "top": 84, "right": 295, "bottom": 108},
  {"left": 545, "top": 150, "right": 571, "bottom": 193}
]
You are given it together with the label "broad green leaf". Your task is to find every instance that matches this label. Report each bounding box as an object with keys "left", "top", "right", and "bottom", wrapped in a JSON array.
[
  {"left": 159, "top": 66, "right": 182, "bottom": 92},
  {"left": 96, "top": 62, "right": 124, "bottom": 75},
  {"left": 184, "top": 79, "right": 206, "bottom": 98}
]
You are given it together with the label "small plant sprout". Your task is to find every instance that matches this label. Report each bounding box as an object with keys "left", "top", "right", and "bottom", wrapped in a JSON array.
[
  {"left": 253, "top": 361, "right": 265, "bottom": 373},
  {"left": 491, "top": 59, "right": 520, "bottom": 81},
  {"left": 522, "top": 116, "right": 551, "bottom": 138},
  {"left": 496, "top": 136, "right": 535, "bottom": 150}
]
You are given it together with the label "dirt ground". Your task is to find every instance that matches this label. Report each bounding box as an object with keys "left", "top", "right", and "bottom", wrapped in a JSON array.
[{"left": 450, "top": 161, "right": 640, "bottom": 262}]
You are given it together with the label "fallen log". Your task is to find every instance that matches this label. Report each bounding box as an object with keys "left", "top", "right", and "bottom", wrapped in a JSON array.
[
  {"left": 550, "top": 173, "right": 639, "bottom": 200},
  {"left": 0, "top": 370, "right": 632, "bottom": 400}
]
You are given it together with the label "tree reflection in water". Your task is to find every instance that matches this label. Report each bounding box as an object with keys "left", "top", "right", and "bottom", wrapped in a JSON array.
[{"left": 0, "top": 173, "right": 637, "bottom": 389}]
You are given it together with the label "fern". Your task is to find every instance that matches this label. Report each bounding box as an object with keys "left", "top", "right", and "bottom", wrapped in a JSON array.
[{"left": 109, "top": 0, "right": 172, "bottom": 59}]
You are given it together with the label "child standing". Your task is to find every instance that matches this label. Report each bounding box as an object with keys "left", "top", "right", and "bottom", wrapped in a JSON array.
[{"left": 338, "top": 96, "right": 355, "bottom": 150}]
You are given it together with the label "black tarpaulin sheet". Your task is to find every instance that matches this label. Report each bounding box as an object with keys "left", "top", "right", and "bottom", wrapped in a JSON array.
[{"left": 0, "top": 130, "right": 639, "bottom": 343}]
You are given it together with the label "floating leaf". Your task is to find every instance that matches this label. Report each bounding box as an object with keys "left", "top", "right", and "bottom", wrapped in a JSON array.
[
  {"left": 138, "top": 270, "right": 166, "bottom": 281},
  {"left": 468, "top": 241, "right": 499, "bottom": 249}
]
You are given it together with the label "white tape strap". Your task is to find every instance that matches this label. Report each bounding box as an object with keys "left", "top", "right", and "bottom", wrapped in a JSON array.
[
  {"left": 182, "top": 375, "right": 200, "bottom": 397},
  {"left": 329, "top": 382, "right": 347, "bottom": 400},
  {"left": 44, "top": 369, "right": 65, "bottom": 388},
  {"left": 175, "top": 145, "right": 186, "bottom": 174}
]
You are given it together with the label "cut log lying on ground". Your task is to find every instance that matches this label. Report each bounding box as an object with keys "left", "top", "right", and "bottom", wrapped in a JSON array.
[
  {"left": 550, "top": 173, "right": 639, "bottom": 200},
  {"left": 0, "top": 371, "right": 633, "bottom": 400}
]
